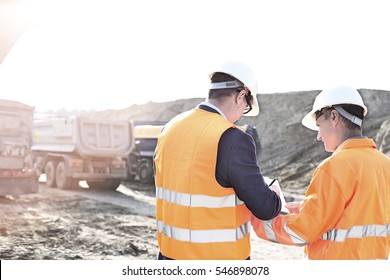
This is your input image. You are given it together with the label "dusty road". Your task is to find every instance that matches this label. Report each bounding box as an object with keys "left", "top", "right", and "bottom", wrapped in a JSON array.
[{"left": 0, "top": 180, "right": 303, "bottom": 260}]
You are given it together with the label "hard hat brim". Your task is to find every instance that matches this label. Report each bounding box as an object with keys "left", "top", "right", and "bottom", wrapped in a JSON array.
[{"left": 301, "top": 110, "right": 319, "bottom": 131}]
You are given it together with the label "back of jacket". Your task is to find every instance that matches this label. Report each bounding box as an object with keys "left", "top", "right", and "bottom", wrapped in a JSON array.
[
  {"left": 251, "top": 138, "right": 390, "bottom": 259},
  {"left": 302, "top": 138, "right": 390, "bottom": 259},
  {"left": 154, "top": 108, "right": 252, "bottom": 260}
]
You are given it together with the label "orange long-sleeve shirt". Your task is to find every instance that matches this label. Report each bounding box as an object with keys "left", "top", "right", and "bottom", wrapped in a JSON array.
[{"left": 252, "top": 138, "right": 390, "bottom": 259}]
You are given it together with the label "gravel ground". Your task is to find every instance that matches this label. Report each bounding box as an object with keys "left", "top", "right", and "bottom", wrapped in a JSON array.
[{"left": 0, "top": 181, "right": 303, "bottom": 260}]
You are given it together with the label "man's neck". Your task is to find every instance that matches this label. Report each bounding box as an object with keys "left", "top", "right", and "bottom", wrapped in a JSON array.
[
  {"left": 340, "top": 129, "right": 364, "bottom": 142},
  {"left": 200, "top": 101, "right": 227, "bottom": 120}
]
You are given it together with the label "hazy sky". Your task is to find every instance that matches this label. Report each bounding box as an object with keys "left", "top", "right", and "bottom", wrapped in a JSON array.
[{"left": 0, "top": 0, "right": 389, "bottom": 112}]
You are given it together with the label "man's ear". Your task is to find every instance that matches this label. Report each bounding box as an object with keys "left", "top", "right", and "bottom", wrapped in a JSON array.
[
  {"left": 237, "top": 89, "right": 246, "bottom": 101},
  {"left": 331, "top": 110, "right": 339, "bottom": 123},
  {"left": 234, "top": 90, "right": 243, "bottom": 104}
]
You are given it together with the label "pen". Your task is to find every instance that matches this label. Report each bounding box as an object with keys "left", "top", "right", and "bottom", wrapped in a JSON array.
[{"left": 269, "top": 178, "right": 276, "bottom": 186}]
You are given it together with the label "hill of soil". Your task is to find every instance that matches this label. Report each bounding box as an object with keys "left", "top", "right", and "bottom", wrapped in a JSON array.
[{"left": 84, "top": 89, "right": 390, "bottom": 201}]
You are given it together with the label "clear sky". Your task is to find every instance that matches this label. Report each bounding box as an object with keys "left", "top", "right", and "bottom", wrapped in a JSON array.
[{"left": 0, "top": 0, "right": 389, "bottom": 112}]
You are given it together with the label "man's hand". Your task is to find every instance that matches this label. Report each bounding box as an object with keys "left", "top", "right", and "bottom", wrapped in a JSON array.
[
  {"left": 285, "top": 202, "right": 302, "bottom": 214},
  {"left": 268, "top": 179, "right": 281, "bottom": 196}
]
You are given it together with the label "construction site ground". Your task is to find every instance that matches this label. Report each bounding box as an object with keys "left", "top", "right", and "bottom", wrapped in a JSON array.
[{"left": 0, "top": 179, "right": 303, "bottom": 260}]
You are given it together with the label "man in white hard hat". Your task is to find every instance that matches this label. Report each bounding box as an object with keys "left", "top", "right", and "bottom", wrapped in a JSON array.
[
  {"left": 154, "top": 61, "right": 282, "bottom": 260},
  {"left": 251, "top": 85, "right": 390, "bottom": 259}
]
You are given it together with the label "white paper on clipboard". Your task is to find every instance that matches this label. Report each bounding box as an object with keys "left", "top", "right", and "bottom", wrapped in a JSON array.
[{"left": 263, "top": 176, "right": 290, "bottom": 214}]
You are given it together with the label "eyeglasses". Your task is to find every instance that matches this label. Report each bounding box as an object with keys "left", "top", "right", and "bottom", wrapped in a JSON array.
[
  {"left": 315, "top": 107, "right": 332, "bottom": 120},
  {"left": 236, "top": 87, "right": 253, "bottom": 114},
  {"left": 243, "top": 92, "right": 253, "bottom": 114}
]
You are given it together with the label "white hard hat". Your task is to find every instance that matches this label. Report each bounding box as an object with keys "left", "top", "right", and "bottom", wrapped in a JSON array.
[
  {"left": 302, "top": 85, "right": 368, "bottom": 131},
  {"left": 209, "top": 61, "right": 259, "bottom": 116}
]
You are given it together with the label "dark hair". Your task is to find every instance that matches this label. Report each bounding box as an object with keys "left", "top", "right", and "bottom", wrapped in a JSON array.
[
  {"left": 320, "top": 104, "right": 364, "bottom": 130},
  {"left": 208, "top": 72, "right": 243, "bottom": 100}
]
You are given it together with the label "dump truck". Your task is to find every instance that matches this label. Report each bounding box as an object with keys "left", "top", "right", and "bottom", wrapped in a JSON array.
[
  {"left": 126, "top": 121, "right": 262, "bottom": 184},
  {"left": 32, "top": 116, "right": 134, "bottom": 190},
  {"left": 0, "top": 99, "right": 38, "bottom": 196}
]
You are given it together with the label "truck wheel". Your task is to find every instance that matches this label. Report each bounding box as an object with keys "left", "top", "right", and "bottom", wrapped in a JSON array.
[
  {"left": 139, "top": 159, "right": 154, "bottom": 184},
  {"left": 45, "top": 161, "right": 57, "bottom": 188},
  {"left": 55, "top": 161, "right": 76, "bottom": 190}
]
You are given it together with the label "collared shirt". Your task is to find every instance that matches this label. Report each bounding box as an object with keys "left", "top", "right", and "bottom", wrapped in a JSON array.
[{"left": 199, "top": 101, "right": 227, "bottom": 119}]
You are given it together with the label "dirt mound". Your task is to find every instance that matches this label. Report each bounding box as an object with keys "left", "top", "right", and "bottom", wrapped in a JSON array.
[
  {"left": 376, "top": 119, "right": 390, "bottom": 157},
  {"left": 84, "top": 89, "right": 390, "bottom": 200}
]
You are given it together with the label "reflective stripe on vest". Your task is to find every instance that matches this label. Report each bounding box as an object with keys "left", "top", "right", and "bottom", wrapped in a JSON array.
[
  {"left": 156, "top": 186, "right": 245, "bottom": 208},
  {"left": 321, "top": 224, "right": 390, "bottom": 242},
  {"left": 157, "top": 220, "right": 250, "bottom": 243},
  {"left": 263, "top": 220, "right": 308, "bottom": 245}
]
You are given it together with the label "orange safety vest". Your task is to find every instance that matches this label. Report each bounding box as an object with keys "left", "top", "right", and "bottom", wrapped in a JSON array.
[
  {"left": 251, "top": 138, "right": 390, "bottom": 259},
  {"left": 154, "top": 108, "right": 252, "bottom": 260}
]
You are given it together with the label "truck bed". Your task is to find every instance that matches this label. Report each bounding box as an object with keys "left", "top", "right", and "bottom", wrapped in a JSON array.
[{"left": 32, "top": 117, "right": 134, "bottom": 157}]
